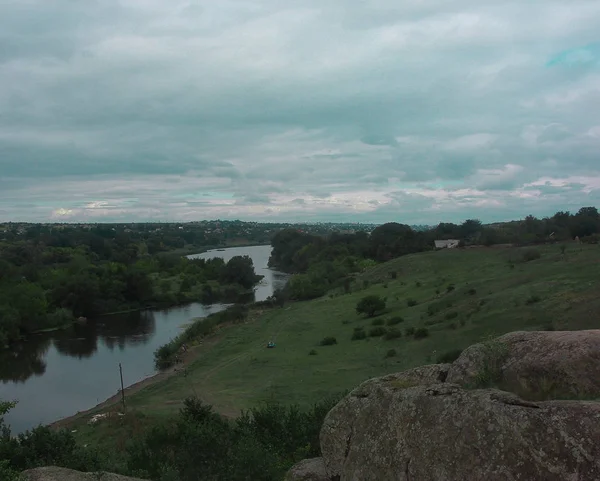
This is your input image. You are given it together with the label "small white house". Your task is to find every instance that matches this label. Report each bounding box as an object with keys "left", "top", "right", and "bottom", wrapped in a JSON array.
[{"left": 434, "top": 239, "right": 460, "bottom": 249}]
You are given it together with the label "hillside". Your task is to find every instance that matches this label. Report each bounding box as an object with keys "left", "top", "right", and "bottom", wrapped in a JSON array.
[{"left": 67, "top": 243, "right": 599, "bottom": 444}]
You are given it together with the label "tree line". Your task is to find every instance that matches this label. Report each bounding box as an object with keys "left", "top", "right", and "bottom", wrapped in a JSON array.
[
  {"left": 0, "top": 228, "right": 262, "bottom": 349},
  {"left": 269, "top": 206, "right": 600, "bottom": 300}
]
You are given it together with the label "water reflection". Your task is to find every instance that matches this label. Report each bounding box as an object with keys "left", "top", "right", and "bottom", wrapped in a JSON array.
[
  {"left": 1, "top": 245, "right": 288, "bottom": 434},
  {"left": 0, "top": 336, "right": 50, "bottom": 383}
]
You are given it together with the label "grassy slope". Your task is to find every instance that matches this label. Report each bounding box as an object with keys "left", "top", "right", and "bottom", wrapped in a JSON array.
[{"left": 73, "top": 244, "right": 600, "bottom": 444}]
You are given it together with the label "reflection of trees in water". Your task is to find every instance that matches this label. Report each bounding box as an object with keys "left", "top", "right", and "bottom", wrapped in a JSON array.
[
  {"left": 0, "top": 335, "right": 50, "bottom": 383},
  {"left": 52, "top": 328, "right": 98, "bottom": 359},
  {"left": 99, "top": 310, "right": 156, "bottom": 351}
]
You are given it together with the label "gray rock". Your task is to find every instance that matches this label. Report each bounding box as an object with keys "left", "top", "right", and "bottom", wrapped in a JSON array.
[
  {"left": 318, "top": 362, "right": 600, "bottom": 481},
  {"left": 447, "top": 330, "right": 600, "bottom": 399},
  {"left": 21, "top": 466, "right": 147, "bottom": 481},
  {"left": 284, "top": 457, "right": 329, "bottom": 481}
]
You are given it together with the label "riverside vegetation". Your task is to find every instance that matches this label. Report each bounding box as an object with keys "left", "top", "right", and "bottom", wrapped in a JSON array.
[{"left": 1, "top": 207, "right": 600, "bottom": 480}]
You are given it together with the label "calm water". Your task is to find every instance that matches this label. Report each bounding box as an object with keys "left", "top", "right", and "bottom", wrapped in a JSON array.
[{"left": 1, "top": 245, "right": 287, "bottom": 434}]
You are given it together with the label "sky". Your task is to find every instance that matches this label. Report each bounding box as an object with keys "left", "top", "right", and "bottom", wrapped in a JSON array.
[{"left": 1, "top": 0, "right": 599, "bottom": 225}]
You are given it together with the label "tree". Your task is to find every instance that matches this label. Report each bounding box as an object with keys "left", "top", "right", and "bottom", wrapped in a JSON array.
[
  {"left": 356, "top": 295, "right": 386, "bottom": 317},
  {"left": 220, "top": 256, "right": 261, "bottom": 290}
]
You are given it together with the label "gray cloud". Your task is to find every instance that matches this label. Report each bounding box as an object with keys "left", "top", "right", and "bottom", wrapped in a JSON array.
[{"left": 1, "top": 0, "right": 599, "bottom": 223}]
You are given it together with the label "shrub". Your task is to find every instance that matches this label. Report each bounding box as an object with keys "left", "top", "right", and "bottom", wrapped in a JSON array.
[
  {"left": 459, "top": 319, "right": 466, "bottom": 327},
  {"left": 435, "top": 348, "right": 463, "bottom": 364},
  {"left": 383, "top": 328, "right": 402, "bottom": 340},
  {"left": 320, "top": 336, "right": 337, "bottom": 346},
  {"left": 386, "top": 316, "right": 404, "bottom": 326},
  {"left": 368, "top": 326, "right": 387, "bottom": 337},
  {"left": 522, "top": 248, "right": 541, "bottom": 262},
  {"left": 446, "top": 284, "right": 455, "bottom": 293},
  {"left": 390, "top": 271, "right": 397, "bottom": 279},
  {"left": 356, "top": 295, "right": 386, "bottom": 317},
  {"left": 383, "top": 283, "right": 388, "bottom": 288},
  {"left": 468, "top": 288, "right": 477, "bottom": 295},
  {"left": 415, "top": 281, "right": 422, "bottom": 287},
  {"left": 413, "top": 327, "right": 429, "bottom": 339},
  {"left": 371, "top": 318, "right": 384, "bottom": 326},
  {"left": 351, "top": 328, "right": 367, "bottom": 341},
  {"left": 525, "top": 294, "right": 541, "bottom": 305},
  {"left": 309, "top": 349, "right": 317, "bottom": 355},
  {"left": 405, "top": 327, "right": 416, "bottom": 336},
  {"left": 406, "top": 298, "right": 418, "bottom": 307},
  {"left": 445, "top": 311, "right": 458, "bottom": 320},
  {"left": 447, "top": 323, "right": 457, "bottom": 330},
  {"left": 384, "top": 349, "right": 397, "bottom": 358},
  {"left": 341, "top": 320, "right": 350, "bottom": 325}
]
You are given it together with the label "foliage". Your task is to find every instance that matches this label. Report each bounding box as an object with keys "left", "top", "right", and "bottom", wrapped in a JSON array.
[
  {"left": 355, "top": 295, "right": 386, "bottom": 317},
  {"left": 351, "top": 328, "right": 367, "bottom": 341},
  {"left": 521, "top": 248, "right": 542, "bottom": 262},
  {"left": 319, "top": 337, "right": 337, "bottom": 346},
  {"left": 406, "top": 298, "right": 418, "bottom": 307},
  {"left": 525, "top": 294, "right": 541, "bottom": 305},
  {"left": 473, "top": 339, "right": 509, "bottom": 387},
  {"left": 435, "top": 348, "right": 463, "bottom": 364},
  {"left": 368, "top": 326, "right": 387, "bottom": 337},
  {"left": 383, "top": 328, "right": 402, "bottom": 340},
  {"left": 386, "top": 316, "right": 404, "bottom": 326},
  {"left": 384, "top": 349, "right": 397, "bottom": 358},
  {"left": 371, "top": 318, "right": 384, "bottom": 326},
  {"left": 413, "top": 328, "right": 430, "bottom": 339},
  {"left": 405, "top": 327, "right": 416, "bottom": 336}
]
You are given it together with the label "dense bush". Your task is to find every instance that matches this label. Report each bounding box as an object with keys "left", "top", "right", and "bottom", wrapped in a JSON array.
[
  {"left": 521, "top": 248, "right": 541, "bottom": 262},
  {"left": 368, "top": 327, "right": 387, "bottom": 337},
  {"left": 319, "top": 337, "right": 337, "bottom": 346},
  {"left": 406, "top": 298, "right": 418, "bottom": 307},
  {"left": 383, "top": 328, "right": 402, "bottom": 340},
  {"left": 371, "top": 318, "right": 384, "bottom": 326},
  {"left": 445, "top": 311, "right": 458, "bottom": 320},
  {"left": 351, "top": 328, "right": 367, "bottom": 341},
  {"left": 405, "top": 327, "right": 416, "bottom": 336},
  {"left": 525, "top": 294, "right": 541, "bottom": 305},
  {"left": 356, "top": 295, "right": 386, "bottom": 317},
  {"left": 414, "top": 327, "right": 430, "bottom": 339},
  {"left": 386, "top": 316, "right": 404, "bottom": 326},
  {"left": 385, "top": 349, "right": 397, "bottom": 358}
]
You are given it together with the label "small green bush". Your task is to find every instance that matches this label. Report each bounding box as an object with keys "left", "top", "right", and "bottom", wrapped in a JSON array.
[
  {"left": 309, "top": 349, "right": 317, "bottom": 355},
  {"left": 383, "top": 328, "right": 402, "bottom": 340},
  {"left": 447, "top": 322, "right": 457, "bottom": 330},
  {"left": 386, "top": 316, "right": 404, "bottom": 326},
  {"left": 390, "top": 271, "right": 397, "bottom": 279},
  {"left": 406, "top": 298, "right": 418, "bottom": 307},
  {"left": 414, "top": 327, "right": 429, "bottom": 339},
  {"left": 385, "top": 349, "right": 397, "bottom": 358},
  {"left": 320, "top": 336, "right": 337, "bottom": 346},
  {"left": 405, "top": 327, "right": 415, "bottom": 336},
  {"left": 445, "top": 311, "right": 458, "bottom": 320},
  {"left": 435, "top": 348, "right": 463, "bottom": 364},
  {"left": 356, "top": 295, "right": 386, "bottom": 317},
  {"left": 371, "top": 318, "right": 384, "bottom": 326},
  {"left": 341, "top": 320, "right": 350, "bottom": 325},
  {"left": 446, "top": 284, "right": 455, "bottom": 293},
  {"left": 459, "top": 319, "right": 466, "bottom": 327},
  {"left": 525, "top": 294, "right": 541, "bottom": 305},
  {"left": 368, "top": 326, "right": 387, "bottom": 337},
  {"left": 351, "top": 328, "right": 367, "bottom": 341},
  {"left": 383, "top": 282, "right": 388, "bottom": 288},
  {"left": 522, "top": 248, "right": 541, "bottom": 262},
  {"left": 468, "top": 288, "right": 477, "bottom": 295},
  {"left": 415, "top": 281, "right": 422, "bottom": 288}
]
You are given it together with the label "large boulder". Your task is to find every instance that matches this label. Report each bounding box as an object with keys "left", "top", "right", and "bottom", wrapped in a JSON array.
[
  {"left": 320, "top": 377, "right": 600, "bottom": 480},
  {"left": 21, "top": 467, "right": 147, "bottom": 481},
  {"left": 284, "top": 457, "right": 329, "bottom": 481},
  {"left": 447, "top": 330, "right": 600, "bottom": 399}
]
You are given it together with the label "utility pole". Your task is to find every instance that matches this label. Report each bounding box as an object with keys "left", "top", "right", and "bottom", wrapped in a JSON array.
[{"left": 119, "top": 363, "right": 126, "bottom": 410}]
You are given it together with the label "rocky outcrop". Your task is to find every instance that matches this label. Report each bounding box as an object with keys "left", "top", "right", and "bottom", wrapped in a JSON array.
[
  {"left": 286, "top": 330, "right": 600, "bottom": 481},
  {"left": 21, "top": 467, "right": 147, "bottom": 481},
  {"left": 447, "top": 330, "right": 600, "bottom": 399},
  {"left": 284, "top": 457, "right": 329, "bottom": 481}
]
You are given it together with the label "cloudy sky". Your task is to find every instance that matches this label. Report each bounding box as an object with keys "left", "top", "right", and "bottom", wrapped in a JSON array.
[{"left": 1, "top": 0, "right": 599, "bottom": 224}]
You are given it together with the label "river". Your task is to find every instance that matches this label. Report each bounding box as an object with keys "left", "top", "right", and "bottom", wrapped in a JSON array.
[{"left": 0, "top": 245, "right": 287, "bottom": 434}]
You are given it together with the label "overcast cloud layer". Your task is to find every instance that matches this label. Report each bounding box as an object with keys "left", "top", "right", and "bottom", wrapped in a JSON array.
[{"left": 1, "top": 0, "right": 599, "bottom": 224}]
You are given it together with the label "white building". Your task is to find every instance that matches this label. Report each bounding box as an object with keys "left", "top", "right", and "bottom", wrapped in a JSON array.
[{"left": 434, "top": 239, "right": 460, "bottom": 249}]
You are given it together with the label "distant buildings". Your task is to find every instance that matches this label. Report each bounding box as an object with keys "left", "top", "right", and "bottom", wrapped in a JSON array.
[{"left": 434, "top": 239, "right": 460, "bottom": 249}]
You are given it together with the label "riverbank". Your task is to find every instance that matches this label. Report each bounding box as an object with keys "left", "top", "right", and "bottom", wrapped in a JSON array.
[{"left": 57, "top": 244, "right": 600, "bottom": 439}]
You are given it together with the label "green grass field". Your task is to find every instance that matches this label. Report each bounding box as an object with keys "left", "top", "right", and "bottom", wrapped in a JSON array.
[{"left": 73, "top": 243, "right": 600, "bottom": 444}]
